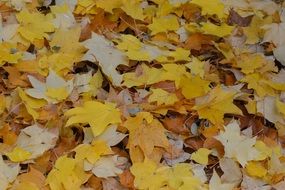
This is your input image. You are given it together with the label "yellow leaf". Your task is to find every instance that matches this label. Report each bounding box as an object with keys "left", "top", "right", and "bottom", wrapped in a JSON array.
[
  {"left": 243, "top": 16, "right": 262, "bottom": 44},
  {"left": 74, "top": 0, "right": 97, "bottom": 15},
  {"left": 74, "top": 140, "right": 112, "bottom": 164},
  {"left": 186, "top": 57, "right": 205, "bottom": 78},
  {"left": 191, "top": 0, "right": 226, "bottom": 18},
  {"left": 130, "top": 159, "right": 166, "bottom": 190},
  {"left": 116, "top": 35, "right": 190, "bottom": 62},
  {"left": 237, "top": 54, "right": 265, "bottom": 74},
  {"left": 18, "top": 88, "right": 47, "bottom": 120},
  {"left": 0, "top": 42, "right": 22, "bottom": 66},
  {"left": 45, "top": 87, "right": 69, "bottom": 101},
  {"left": 116, "top": 34, "right": 151, "bottom": 61},
  {"left": 121, "top": 0, "right": 145, "bottom": 20},
  {"left": 201, "top": 22, "right": 234, "bottom": 37},
  {"left": 191, "top": 148, "right": 211, "bottom": 165},
  {"left": 18, "top": 88, "right": 46, "bottom": 109},
  {"left": 123, "top": 64, "right": 187, "bottom": 88},
  {"left": 131, "top": 160, "right": 205, "bottom": 190},
  {"left": 276, "top": 99, "right": 285, "bottom": 117},
  {"left": 246, "top": 161, "right": 267, "bottom": 178},
  {"left": 46, "top": 156, "right": 90, "bottom": 190},
  {"left": 65, "top": 101, "right": 121, "bottom": 136},
  {"left": 180, "top": 74, "right": 210, "bottom": 99},
  {"left": 255, "top": 140, "right": 281, "bottom": 160},
  {"left": 6, "top": 147, "right": 31, "bottom": 162},
  {"left": 245, "top": 99, "right": 256, "bottom": 115},
  {"left": 50, "top": 27, "right": 84, "bottom": 56},
  {"left": 192, "top": 86, "right": 242, "bottom": 125},
  {"left": 243, "top": 16, "right": 272, "bottom": 44},
  {"left": 89, "top": 71, "right": 103, "bottom": 97},
  {"left": 148, "top": 88, "right": 178, "bottom": 105},
  {"left": 240, "top": 73, "right": 285, "bottom": 97},
  {"left": 16, "top": 10, "right": 55, "bottom": 42},
  {"left": 179, "top": 177, "right": 206, "bottom": 190},
  {"left": 15, "top": 181, "right": 39, "bottom": 190},
  {"left": 96, "top": 0, "right": 122, "bottom": 13},
  {"left": 148, "top": 15, "right": 180, "bottom": 35},
  {"left": 156, "top": 48, "right": 191, "bottom": 62}
]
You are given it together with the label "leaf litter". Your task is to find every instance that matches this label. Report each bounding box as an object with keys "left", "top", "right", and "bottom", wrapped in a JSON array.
[{"left": 0, "top": 0, "right": 285, "bottom": 189}]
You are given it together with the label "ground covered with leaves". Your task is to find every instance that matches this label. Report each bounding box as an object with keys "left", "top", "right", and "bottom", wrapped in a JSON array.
[{"left": 1, "top": 0, "right": 285, "bottom": 189}]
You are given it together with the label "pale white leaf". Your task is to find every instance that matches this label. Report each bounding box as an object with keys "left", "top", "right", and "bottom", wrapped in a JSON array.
[
  {"left": 91, "top": 155, "right": 127, "bottom": 178},
  {"left": 209, "top": 170, "right": 236, "bottom": 190},
  {"left": 94, "top": 125, "right": 127, "bottom": 146},
  {"left": 220, "top": 158, "right": 242, "bottom": 186},
  {"left": 16, "top": 124, "right": 58, "bottom": 159},
  {"left": 0, "top": 156, "right": 19, "bottom": 190},
  {"left": 82, "top": 33, "right": 128, "bottom": 86},
  {"left": 215, "top": 120, "right": 260, "bottom": 167},
  {"left": 274, "top": 45, "right": 285, "bottom": 66}
]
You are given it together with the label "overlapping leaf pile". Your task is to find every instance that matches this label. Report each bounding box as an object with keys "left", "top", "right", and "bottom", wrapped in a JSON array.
[{"left": 1, "top": 0, "right": 285, "bottom": 189}]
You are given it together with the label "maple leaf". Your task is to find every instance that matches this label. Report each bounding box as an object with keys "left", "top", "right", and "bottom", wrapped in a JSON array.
[
  {"left": 88, "top": 155, "right": 128, "bottom": 178},
  {"left": 50, "top": 4, "right": 76, "bottom": 29},
  {"left": 274, "top": 45, "right": 285, "bottom": 66},
  {"left": 26, "top": 70, "right": 73, "bottom": 103},
  {"left": 73, "top": 71, "right": 103, "bottom": 96},
  {"left": 16, "top": 10, "right": 55, "bottom": 42},
  {"left": 82, "top": 33, "right": 128, "bottom": 86},
  {"left": 186, "top": 57, "right": 206, "bottom": 78},
  {"left": 191, "top": 148, "right": 211, "bottom": 165},
  {"left": 192, "top": 86, "right": 242, "bottom": 125},
  {"left": 130, "top": 159, "right": 165, "bottom": 190},
  {"left": 0, "top": 42, "right": 22, "bottom": 66},
  {"left": 220, "top": 158, "right": 242, "bottom": 185},
  {"left": 236, "top": 53, "right": 270, "bottom": 74},
  {"left": 47, "top": 27, "right": 84, "bottom": 72},
  {"left": 201, "top": 22, "right": 234, "bottom": 37},
  {"left": 180, "top": 74, "right": 211, "bottom": 99},
  {"left": 245, "top": 161, "right": 267, "bottom": 178},
  {"left": 95, "top": 0, "right": 122, "bottom": 13},
  {"left": 123, "top": 64, "right": 188, "bottom": 88},
  {"left": 121, "top": 0, "right": 146, "bottom": 21},
  {"left": 262, "top": 22, "right": 285, "bottom": 47},
  {"left": 0, "top": 156, "right": 19, "bottom": 190},
  {"left": 11, "top": 167, "right": 48, "bottom": 190},
  {"left": 240, "top": 73, "right": 285, "bottom": 97},
  {"left": 215, "top": 120, "right": 260, "bottom": 166},
  {"left": 131, "top": 159, "right": 204, "bottom": 190},
  {"left": 209, "top": 170, "right": 236, "bottom": 190},
  {"left": 191, "top": 0, "right": 227, "bottom": 18},
  {"left": 13, "top": 124, "right": 58, "bottom": 160},
  {"left": 148, "top": 15, "right": 180, "bottom": 35},
  {"left": 6, "top": 147, "right": 31, "bottom": 162},
  {"left": 92, "top": 125, "right": 127, "bottom": 146},
  {"left": 3, "top": 0, "right": 285, "bottom": 189},
  {"left": 116, "top": 34, "right": 190, "bottom": 62},
  {"left": 148, "top": 88, "right": 178, "bottom": 105},
  {"left": 124, "top": 112, "right": 169, "bottom": 160},
  {"left": 18, "top": 88, "right": 47, "bottom": 120},
  {"left": 65, "top": 101, "right": 121, "bottom": 136},
  {"left": 46, "top": 155, "right": 90, "bottom": 190},
  {"left": 73, "top": 140, "right": 113, "bottom": 164}
]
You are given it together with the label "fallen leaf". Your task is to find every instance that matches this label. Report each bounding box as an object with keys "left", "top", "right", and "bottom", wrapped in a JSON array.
[{"left": 65, "top": 101, "right": 121, "bottom": 136}]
